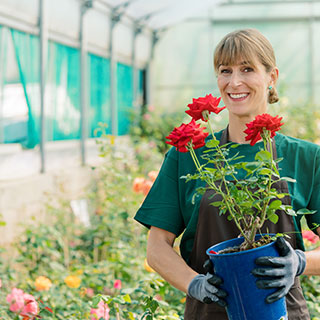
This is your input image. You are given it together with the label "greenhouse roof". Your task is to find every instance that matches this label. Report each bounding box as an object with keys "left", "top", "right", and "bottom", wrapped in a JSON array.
[
  {"left": 100, "top": 0, "right": 320, "bottom": 30},
  {"left": 99, "top": 0, "right": 223, "bottom": 30}
]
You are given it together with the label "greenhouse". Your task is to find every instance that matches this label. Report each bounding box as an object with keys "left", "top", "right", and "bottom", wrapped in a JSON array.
[{"left": 0, "top": 0, "right": 319, "bottom": 319}]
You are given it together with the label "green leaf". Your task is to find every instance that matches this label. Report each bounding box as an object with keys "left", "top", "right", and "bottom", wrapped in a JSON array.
[
  {"left": 92, "top": 296, "right": 101, "bottom": 308},
  {"left": 206, "top": 140, "right": 219, "bottom": 148},
  {"left": 244, "top": 162, "right": 261, "bottom": 171},
  {"left": 128, "top": 312, "right": 135, "bottom": 320},
  {"left": 259, "top": 168, "right": 272, "bottom": 175},
  {"left": 123, "top": 294, "right": 132, "bottom": 303},
  {"left": 297, "top": 208, "right": 317, "bottom": 215},
  {"left": 255, "top": 150, "right": 272, "bottom": 161},
  {"left": 281, "top": 176, "right": 297, "bottom": 183},
  {"left": 285, "top": 208, "right": 297, "bottom": 216},
  {"left": 210, "top": 201, "right": 223, "bottom": 207},
  {"left": 268, "top": 213, "right": 279, "bottom": 224},
  {"left": 268, "top": 200, "right": 282, "bottom": 210},
  {"left": 204, "top": 167, "right": 217, "bottom": 174}
]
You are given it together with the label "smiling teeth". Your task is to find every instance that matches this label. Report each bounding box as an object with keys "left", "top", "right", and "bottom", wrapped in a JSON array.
[{"left": 230, "top": 93, "right": 248, "bottom": 99}]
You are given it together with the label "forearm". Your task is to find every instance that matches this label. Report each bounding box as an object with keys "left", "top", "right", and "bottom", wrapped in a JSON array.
[
  {"left": 302, "top": 227, "right": 320, "bottom": 276},
  {"left": 147, "top": 227, "right": 198, "bottom": 293},
  {"left": 303, "top": 247, "right": 320, "bottom": 275}
]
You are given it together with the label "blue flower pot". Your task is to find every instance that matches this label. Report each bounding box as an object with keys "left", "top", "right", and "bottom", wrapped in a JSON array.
[{"left": 206, "top": 235, "right": 287, "bottom": 320}]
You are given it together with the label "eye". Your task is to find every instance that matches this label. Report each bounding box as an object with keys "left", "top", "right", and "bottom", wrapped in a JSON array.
[
  {"left": 243, "top": 67, "right": 254, "bottom": 72},
  {"left": 220, "top": 68, "right": 231, "bottom": 74}
]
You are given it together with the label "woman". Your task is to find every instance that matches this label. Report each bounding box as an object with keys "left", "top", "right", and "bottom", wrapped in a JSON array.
[{"left": 134, "top": 29, "right": 320, "bottom": 319}]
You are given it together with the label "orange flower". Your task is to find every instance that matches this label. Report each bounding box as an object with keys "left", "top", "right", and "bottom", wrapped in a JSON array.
[
  {"left": 79, "top": 287, "right": 87, "bottom": 298},
  {"left": 35, "top": 276, "right": 52, "bottom": 291},
  {"left": 132, "top": 177, "right": 145, "bottom": 193},
  {"left": 64, "top": 275, "right": 81, "bottom": 288},
  {"left": 142, "top": 180, "right": 153, "bottom": 196},
  {"left": 147, "top": 171, "right": 159, "bottom": 182}
]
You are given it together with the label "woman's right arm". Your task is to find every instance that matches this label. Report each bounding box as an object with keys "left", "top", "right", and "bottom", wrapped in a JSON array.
[{"left": 147, "top": 226, "right": 198, "bottom": 293}]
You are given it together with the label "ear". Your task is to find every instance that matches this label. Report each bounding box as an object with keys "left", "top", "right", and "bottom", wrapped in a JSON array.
[{"left": 269, "top": 67, "right": 279, "bottom": 86}]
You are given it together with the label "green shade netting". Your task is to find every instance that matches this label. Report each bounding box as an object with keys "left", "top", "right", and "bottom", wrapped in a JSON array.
[
  {"left": 89, "top": 54, "right": 111, "bottom": 136},
  {"left": 11, "top": 29, "right": 40, "bottom": 148},
  {"left": 0, "top": 26, "right": 6, "bottom": 143},
  {"left": 116, "top": 63, "right": 144, "bottom": 135},
  {"left": 46, "top": 41, "right": 80, "bottom": 141},
  {"left": 5, "top": 28, "right": 144, "bottom": 145},
  {"left": 117, "top": 62, "right": 133, "bottom": 136}
]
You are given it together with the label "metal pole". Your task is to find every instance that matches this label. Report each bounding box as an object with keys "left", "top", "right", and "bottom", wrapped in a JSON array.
[
  {"left": 132, "top": 24, "right": 141, "bottom": 109},
  {"left": 39, "top": 0, "right": 47, "bottom": 173},
  {"left": 0, "top": 28, "right": 7, "bottom": 144},
  {"left": 145, "top": 30, "right": 159, "bottom": 106},
  {"left": 110, "top": 15, "right": 120, "bottom": 136},
  {"left": 80, "top": 0, "right": 92, "bottom": 166},
  {"left": 308, "top": 0, "right": 315, "bottom": 104}
]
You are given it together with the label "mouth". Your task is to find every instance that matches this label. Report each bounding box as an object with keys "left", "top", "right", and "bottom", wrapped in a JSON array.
[{"left": 228, "top": 93, "right": 249, "bottom": 101}]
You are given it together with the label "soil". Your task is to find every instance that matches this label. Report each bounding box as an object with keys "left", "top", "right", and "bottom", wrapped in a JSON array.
[{"left": 217, "top": 235, "right": 274, "bottom": 254}]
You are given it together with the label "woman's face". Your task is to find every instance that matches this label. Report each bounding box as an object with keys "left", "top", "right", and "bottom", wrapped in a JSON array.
[{"left": 217, "top": 58, "right": 278, "bottom": 120}]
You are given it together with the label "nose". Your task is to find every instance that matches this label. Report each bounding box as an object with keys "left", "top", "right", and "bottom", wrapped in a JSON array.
[{"left": 229, "top": 71, "right": 242, "bottom": 88}]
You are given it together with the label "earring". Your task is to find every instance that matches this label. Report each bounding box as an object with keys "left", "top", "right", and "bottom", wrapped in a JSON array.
[{"left": 268, "top": 86, "right": 272, "bottom": 90}]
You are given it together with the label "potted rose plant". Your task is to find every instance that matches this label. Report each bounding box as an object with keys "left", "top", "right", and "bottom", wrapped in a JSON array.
[{"left": 165, "top": 94, "right": 315, "bottom": 320}]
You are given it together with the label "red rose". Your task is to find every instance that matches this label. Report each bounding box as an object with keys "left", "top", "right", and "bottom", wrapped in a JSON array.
[
  {"left": 166, "top": 119, "right": 209, "bottom": 152},
  {"left": 185, "top": 94, "right": 225, "bottom": 121},
  {"left": 244, "top": 114, "right": 284, "bottom": 146}
]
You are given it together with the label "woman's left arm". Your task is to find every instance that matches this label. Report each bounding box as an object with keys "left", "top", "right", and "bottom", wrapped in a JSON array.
[{"left": 303, "top": 226, "right": 320, "bottom": 275}]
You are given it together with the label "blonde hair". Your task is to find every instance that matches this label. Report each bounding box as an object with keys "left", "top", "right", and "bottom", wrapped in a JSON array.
[{"left": 214, "top": 29, "right": 279, "bottom": 104}]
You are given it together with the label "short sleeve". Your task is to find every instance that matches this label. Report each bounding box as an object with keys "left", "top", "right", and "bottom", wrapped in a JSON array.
[
  {"left": 306, "top": 148, "right": 320, "bottom": 233},
  {"left": 134, "top": 148, "right": 185, "bottom": 236}
]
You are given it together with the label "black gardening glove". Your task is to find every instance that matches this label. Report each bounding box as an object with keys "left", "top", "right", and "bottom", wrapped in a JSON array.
[
  {"left": 187, "top": 259, "right": 227, "bottom": 307},
  {"left": 252, "top": 237, "right": 306, "bottom": 304}
]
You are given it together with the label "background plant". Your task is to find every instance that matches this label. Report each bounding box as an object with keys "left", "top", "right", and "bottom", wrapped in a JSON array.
[{"left": 0, "top": 130, "right": 184, "bottom": 319}]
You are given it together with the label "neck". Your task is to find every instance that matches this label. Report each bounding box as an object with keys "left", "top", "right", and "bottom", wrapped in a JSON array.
[{"left": 228, "top": 116, "right": 254, "bottom": 144}]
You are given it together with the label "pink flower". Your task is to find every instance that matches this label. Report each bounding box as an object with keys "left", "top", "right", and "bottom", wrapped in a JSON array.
[
  {"left": 113, "top": 279, "right": 122, "bottom": 290},
  {"left": 6, "top": 288, "right": 39, "bottom": 317},
  {"left": 87, "top": 288, "right": 95, "bottom": 298},
  {"left": 0, "top": 278, "right": 2, "bottom": 288},
  {"left": 90, "top": 301, "right": 110, "bottom": 320},
  {"left": 302, "top": 230, "right": 319, "bottom": 244},
  {"left": 143, "top": 113, "right": 151, "bottom": 121},
  {"left": 21, "top": 294, "right": 39, "bottom": 318},
  {"left": 148, "top": 105, "right": 155, "bottom": 112},
  {"left": 6, "top": 288, "right": 25, "bottom": 313}
]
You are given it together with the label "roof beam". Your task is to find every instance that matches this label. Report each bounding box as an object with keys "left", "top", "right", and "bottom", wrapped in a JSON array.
[{"left": 220, "top": 0, "right": 320, "bottom": 5}]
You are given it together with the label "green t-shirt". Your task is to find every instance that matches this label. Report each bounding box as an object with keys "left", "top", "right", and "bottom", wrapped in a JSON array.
[{"left": 134, "top": 131, "right": 320, "bottom": 261}]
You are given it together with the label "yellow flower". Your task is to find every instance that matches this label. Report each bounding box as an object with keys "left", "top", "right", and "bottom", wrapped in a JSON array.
[
  {"left": 144, "top": 259, "right": 155, "bottom": 273},
  {"left": 109, "top": 135, "right": 115, "bottom": 145},
  {"left": 64, "top": 275, "right": 81, "bottom": 288},
  {"left": 180, "top": 297, "right": 186, "bottom": 303},
  {"left": 35, "top": 276, "right": 52, "bottom": 291}
]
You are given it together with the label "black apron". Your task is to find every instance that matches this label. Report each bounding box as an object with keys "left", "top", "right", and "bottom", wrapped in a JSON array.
[{"left": 184, "top": 128, "right": 310, "bottom": 320}]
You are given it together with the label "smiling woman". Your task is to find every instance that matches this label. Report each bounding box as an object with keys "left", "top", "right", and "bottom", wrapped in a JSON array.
[{"left": 134, "top": 28, "right": 320, "bottom": 320}]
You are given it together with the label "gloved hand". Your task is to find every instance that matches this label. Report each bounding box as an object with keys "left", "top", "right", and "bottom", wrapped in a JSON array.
[
  {"left": 187, "top": 259, "right": 227, "bottom": 307},
  {"left": 252, "top": 237, "right": 306, "bottom": 304}
]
